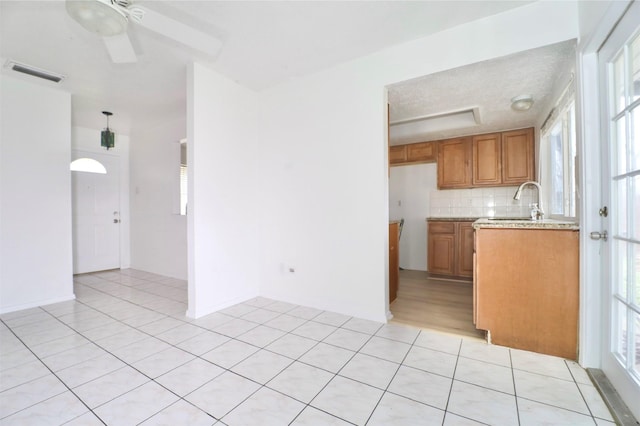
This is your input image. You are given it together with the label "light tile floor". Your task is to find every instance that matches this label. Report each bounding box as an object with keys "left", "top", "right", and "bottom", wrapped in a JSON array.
[{"left": 0, "top": 269, "right": 615, "bottom": 425}]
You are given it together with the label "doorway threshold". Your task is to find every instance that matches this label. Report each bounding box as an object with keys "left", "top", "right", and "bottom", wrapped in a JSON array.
[{"left": 587, "top": 368, "right": 639, "bottom": 425}]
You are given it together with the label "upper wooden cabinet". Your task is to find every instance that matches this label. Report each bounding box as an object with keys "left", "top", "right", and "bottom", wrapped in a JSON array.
[
  {"left": 502, "top": 128, "right": 535, "bottom": 185},
  {"left": 390, "top": 141, "right": 437, "bottom": 166},
  {"left": 391, "top": 127, "right": 535, "bottom": 188},
  {"left": 437, "top": 137, "right": 472, "bottom": 189},
  {"left": 407, "top": 142, "right": 437, "bottom": 163},
  {"left": 472, "top": 133, "right": 502, "bottom": 186},
  {"left": 389, "top": 145, "right": 407, "bottom": 165}
]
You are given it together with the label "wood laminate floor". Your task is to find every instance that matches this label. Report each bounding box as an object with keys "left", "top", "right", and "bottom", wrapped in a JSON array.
[{"left": 390, "top": 269, "right": 486, "bottom": 340}]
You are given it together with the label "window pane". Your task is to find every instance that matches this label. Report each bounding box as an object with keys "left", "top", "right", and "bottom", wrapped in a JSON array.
[
  {"left": 613, "top": 52, "right": 626, "bottom": 113},
  {"left": 634, "top": 175, "right": 640, "bottom": 242},
  {"left": 615, "top": 116, "right": 628, "bottom": 175},
  {"left": 568, "top": 105, "right": 577, "bottom": 217},
  {"left": 632, "top": 313, "right": 640, "bottom": 379},
  {"left": 634, "top": 312, "right": 640, "bottom": 378},
  {"left": 614, "top": 300, "right": 629, "bottom": 363},
  {"left": 550, "top": 124, "right": 563, "bottom": 215},
  {"left": 634, "top": 243, "right": 640, "bottom": 307},
  {"left": 632, "top": 106, "right": 640, "bottom": 172},
  {"left": 631, "top": 33, "right": 640, "bottom": 103},
  {"left": 616, "top": 178, "right": 628, "bottom": 238},
  {"left": 616, "top": 239, "right": 629, "bottom": 298}
]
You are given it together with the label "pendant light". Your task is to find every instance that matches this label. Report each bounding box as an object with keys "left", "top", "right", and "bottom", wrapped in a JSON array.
[{"left": 101, "top": 111, "right": 115, "bottom": 150}]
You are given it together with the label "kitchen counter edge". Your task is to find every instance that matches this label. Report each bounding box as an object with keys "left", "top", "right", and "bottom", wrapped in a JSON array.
[
  {"left": 472, "top": 218, "right": 579, "bottom": 230},
  {"left": 426, "top": 217, "right": 479, "bottom": 222}
]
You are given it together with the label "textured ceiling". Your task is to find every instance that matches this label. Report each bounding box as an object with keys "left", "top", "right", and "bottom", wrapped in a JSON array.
[
  {"left": 387, "top": 40, "right": 577, "bottom": 145},
  {"left": 0, "top": 0, "right": 535, "bottom": 133}
]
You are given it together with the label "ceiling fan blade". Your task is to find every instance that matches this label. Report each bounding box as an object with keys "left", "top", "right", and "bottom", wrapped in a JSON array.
[
  {"left": 133, "top": 6, "right": 222, "bottom": 58},
  {"left": 103, "top": 33, "right": 137, "bottom": 63}
]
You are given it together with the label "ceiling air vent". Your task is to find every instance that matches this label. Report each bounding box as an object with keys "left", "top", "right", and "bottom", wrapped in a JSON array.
[{"left": 4, "top": 60, "right": 65, "bottom": 83}]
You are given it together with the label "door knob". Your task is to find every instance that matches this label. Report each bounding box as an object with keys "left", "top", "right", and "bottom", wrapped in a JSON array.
[
  {"left": 590, "top": 231, "right": 608, "bottom": 241},
  {"left": 113, "top": 219, "right": 120, "bottom": 224}
]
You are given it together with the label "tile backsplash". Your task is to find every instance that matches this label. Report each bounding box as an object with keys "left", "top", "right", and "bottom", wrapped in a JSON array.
[{"left": 429, "top": 186, "right": 537, "bottom": 218}]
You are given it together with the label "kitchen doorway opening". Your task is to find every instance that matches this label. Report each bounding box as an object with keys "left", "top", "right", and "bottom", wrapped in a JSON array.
[{"left": 390, "top": 269, "right": 484, "bottom": 339}]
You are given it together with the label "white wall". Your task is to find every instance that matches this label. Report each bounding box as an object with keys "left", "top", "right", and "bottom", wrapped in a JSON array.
[
  {"left": 0, "top": 75, "right": 74, "bottom": 313},
  {"left": 187, "top": 63, "right": 260, "bottom": 318},
  {"left": 129, "top": 117, "right": 187, "bottom": 280},
  {"left": 389, "top": 164, "right": 437, "bottom": 271},
  {"left": 72, "top": 127, "right": 131, "bottom": 270},
  {"left": 254, "top": 1, "right": 579, "bottom": 322}
]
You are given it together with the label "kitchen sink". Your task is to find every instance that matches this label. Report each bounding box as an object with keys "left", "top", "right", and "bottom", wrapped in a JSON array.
[{"left": 486, "top": 217, "right": 532, "bottom": 221}]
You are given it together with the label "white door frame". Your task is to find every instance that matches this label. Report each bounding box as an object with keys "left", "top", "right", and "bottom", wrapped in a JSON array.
[
  {"left": 578, "top": 0, "right": 640, "bottom": 420},
  {"left": 71, "top": 127, "right": 131, "bottom": 271},
  {"left": 577, "top": 0, "right": 633, "bottom": 370},
  {"left": 597, "top": 1, "right": 640, "bottom": 419},
  {"left": 72, "top": 150, "right": 121, "bottom": 273}
]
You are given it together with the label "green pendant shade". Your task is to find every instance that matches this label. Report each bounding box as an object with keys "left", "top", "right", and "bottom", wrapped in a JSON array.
[
  {"left": 101, "top": 129, "right": 115, "bottom": 149},
  {"left": 101, "top": 111, "right": 115, "bottom": 150}
]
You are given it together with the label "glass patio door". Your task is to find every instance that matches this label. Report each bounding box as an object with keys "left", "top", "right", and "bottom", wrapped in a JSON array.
[{"left": 599, "top": 1, "right": 640, "bottom": 419}]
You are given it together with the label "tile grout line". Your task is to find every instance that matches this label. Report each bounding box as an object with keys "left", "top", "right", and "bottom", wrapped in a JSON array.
[
  {"left": 0, "top": 313, "right": 108, "bottom": 425},
  {"left": 362, "top": 327, "right": 421, "bottom": 425},
  {"left": 509, "top": 349, "right": 522, "bottom": 426},
  {"left": 440, "top": 336, "right": 464, "bottom": 425}
]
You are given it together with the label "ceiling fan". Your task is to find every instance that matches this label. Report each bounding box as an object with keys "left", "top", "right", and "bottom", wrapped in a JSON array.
[{"left": 65, "top": 0, "right": 222, "bottom": 63}]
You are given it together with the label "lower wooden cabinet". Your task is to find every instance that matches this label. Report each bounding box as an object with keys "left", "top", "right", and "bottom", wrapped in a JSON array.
[
  {"left": 474, "top": 228, "right": 579, "bottom": 359},
  {"left": 389, "top": 222, "right": 399, "bottom": 303},
  {"left": 427, "top": 220, "right": 474, "bottom": 279},
  {"left": 457, "top": 222, "right": 475, "bottom": 277}
]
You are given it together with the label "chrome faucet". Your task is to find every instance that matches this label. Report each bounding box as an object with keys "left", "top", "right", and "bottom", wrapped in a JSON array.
[{"left": 513, "top": 181, "right": 544, "bottom": 220}]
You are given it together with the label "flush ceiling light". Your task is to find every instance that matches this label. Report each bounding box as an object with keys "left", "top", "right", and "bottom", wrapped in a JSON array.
[
  {"left": 389, "top": 107, "right": 481, "bottom": 141},
  {"left": 101, "top": 111, "right": 115, "bottom": 150},
  {"left": 65, "top": 0, "right": 128, "bottom": 37},
  {"left": 511, "top": 95, "right": 534, "bottom": 111}
]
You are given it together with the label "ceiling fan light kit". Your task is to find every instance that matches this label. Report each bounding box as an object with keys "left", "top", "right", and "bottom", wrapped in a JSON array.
[
  {"left": 65, "top": 0, "right": 220, "bottom": 64},
  {"left": 66, "top": 0, "right": 129, "bottom": 37}
]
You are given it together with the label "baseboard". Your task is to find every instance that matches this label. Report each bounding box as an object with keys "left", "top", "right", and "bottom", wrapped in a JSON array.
[
  {"left": 0, "top": 294, "right": 76, "bottom": 315},
  {"left": 185, "top": 292, "right": 259, "bottom": 319}
]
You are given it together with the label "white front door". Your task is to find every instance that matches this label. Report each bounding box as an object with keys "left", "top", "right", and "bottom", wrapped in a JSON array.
[
  {"left": 599, "top": 1, "right": 640, "bottom": 419},
  {"left": 72, "top": 151, "right": 121, "bottom": 274}
]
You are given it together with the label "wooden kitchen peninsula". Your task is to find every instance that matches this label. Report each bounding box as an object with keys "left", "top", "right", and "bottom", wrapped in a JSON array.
[{"left": 473, "top": 219, "right": 579, "bottom": 359}]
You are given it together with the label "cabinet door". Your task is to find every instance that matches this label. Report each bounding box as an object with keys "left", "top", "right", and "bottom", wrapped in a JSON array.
[
  {"left": 472, "top": 133, "right": 501, "bottom": 186},
  {"left": 457, "top": 222, "right": 475, "bottom": 277},
  {"left": 502, "top": 128, "right": 534, "bottom": 184},
  {"left": 389, "top": 145, "right": 408, "bottom": 165},
  {"left": 407, "top": 142, "right": 437, "bottom": 163},
  {"left": 428, "top": 233, "right": 456, "bottom": 275},
  {"left": 437, "top": 137, "right": 472, "bottom": 189}
]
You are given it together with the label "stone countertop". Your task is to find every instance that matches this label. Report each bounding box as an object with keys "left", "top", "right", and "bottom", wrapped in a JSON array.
[
  {"left": 390, "top": 219, "right": 402, "bottom": 224},
  {"left": 426, "top": 217, "right": 479, "bottom": 222},
  {"left": 473, "top": 218, "right": 579, "bottom": 230}
]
